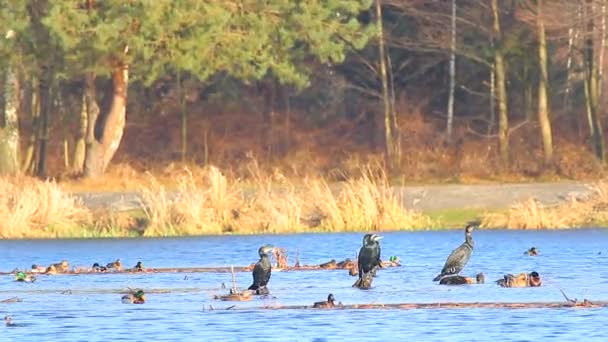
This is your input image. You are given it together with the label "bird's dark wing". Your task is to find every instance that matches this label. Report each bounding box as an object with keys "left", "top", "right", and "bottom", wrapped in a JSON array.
[
  {"left": 260, "top": 266, "right": 271, "bottom": 287},
  {"left": 359, "top": 246, "right": 380, "bottom": 273},
  {"left": 375, "top": 246, "right": 382, "bottom": 267},
  {"left": 441, "top": 243, "right": 472, "bottom": 275},
  {"left": 248, "top": 261, "right": 265, "bottom": 290}
]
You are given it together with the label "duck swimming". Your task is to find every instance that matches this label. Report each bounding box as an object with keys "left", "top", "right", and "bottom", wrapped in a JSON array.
[
  {"left": 496, "top": 272, "right": 542, "bottom": 288},
  {"left": 50, "top": 260, "right": 69, "bottom": 273},
  {"left": 439, "top": 272, "right": 485, "bottom": 285},
  {"left": 433, "top": 223, "right": 475, "bottom": 281},
  {"left": 354, "top": 234, "right": 383, "bottom": 288},
  {"left": 122, "top": 289, "right": 146, "bottom": 304},
  {"left": 106, "top": 259, "right": 122, "bottom": 271},
  {"left": 45, "top": 265, "right": 57, "bottom": 275},
  {"left": 4, "top": 315, "right": 16, "bottom": 327},
  {"left": 319, "top": 259, "right": 337, "bottom": 269},
  {"left": 30, "top": 264, "right": 46, "bottom": 273},
  {"left": 248, "top": 245, "right": 274, "bottom": 295},
  {"left": 92, "top": 263, "right": 107, "bottom": 272},
  {"left": 525, "top": 247, "right": 539, "bottom": 256},
  {"left": 133, "top": 261, "right": 145, "bottom": 272},
  {"left": 313, "top": 294, "right": 337, "bottom": 308},
  {"left": 14, "top": 271, "right": 36, "bottom": 283}
]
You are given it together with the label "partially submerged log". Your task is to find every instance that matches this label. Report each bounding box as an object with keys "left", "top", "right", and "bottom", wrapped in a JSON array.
[
  {"left": 213, "top": 265, "right": 253, "bottom": 301},
  {"left": 1, "top": 260, "right": 401, "bottom": 276},
  {"left": 248, "top": 300, "right": 607, "bottom": 311}
]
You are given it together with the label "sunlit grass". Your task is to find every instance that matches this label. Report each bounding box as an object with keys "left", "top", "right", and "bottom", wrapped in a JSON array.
[
  {"left": 137, "top": 163, "right": 432, "bottom": 235},
  {"left": 0, "top": 176, "right": 90, "bottom": 238},
  {"left": 481, "top": 181, "right": 608, "bottom": 229}
]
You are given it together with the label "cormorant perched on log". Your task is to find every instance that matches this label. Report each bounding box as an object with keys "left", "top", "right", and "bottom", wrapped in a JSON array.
[
  {"left": 433, "top": 223, "right": 475, "bottom": 282},
  {"left": 248, "top": 245, "right": 274, "bottom": 295},
  {"left": 354, "top": 233, "right": 383, "bottom": 288}
]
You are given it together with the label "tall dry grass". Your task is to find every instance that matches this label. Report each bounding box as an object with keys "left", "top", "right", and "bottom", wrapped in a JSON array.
[
  {"left": 139, "top": 167, "right": 241, "bottom": 236},
  {"left": 482, "top": 181, "right": 608, "bottom": 229},
  {"left": 0, "top": 177, "right": 90, "bottom": 238},
  {"left": 138, "top": 164, "right": 430, "bottom": 235}
]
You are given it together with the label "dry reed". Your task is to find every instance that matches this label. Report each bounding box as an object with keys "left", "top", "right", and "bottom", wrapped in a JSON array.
[
  {"left": 0, "top": 177, "right": 89, "bottom": 238},
  {"left": 137, "top": 164, "right": 430, "bottom": 235},
  {"left": 482, "top": 181, "right": 608, "bottom": 229}
]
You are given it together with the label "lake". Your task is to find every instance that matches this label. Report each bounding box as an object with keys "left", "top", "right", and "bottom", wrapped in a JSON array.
[{"left": 1, "top": 229, "right": 608, "bottom": 341}]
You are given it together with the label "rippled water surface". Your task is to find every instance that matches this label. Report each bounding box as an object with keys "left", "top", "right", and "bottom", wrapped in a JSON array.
[{"left": 1, "top": 229, "right": 608, "bottom": 341}]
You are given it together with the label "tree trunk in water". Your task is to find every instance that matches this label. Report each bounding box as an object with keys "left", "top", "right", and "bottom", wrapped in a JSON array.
[
  {"left": 83, "top": 65, "right": 128, "bottom": 177},
  {"left": 376, "top": 0, "right": 396, "bottom": 168},
  {"left": 71, "top": 91, "right": 88, "bottom": 172},
  {"left": 22, "top": 77, "right": 39, "bottom": 174},
  {"left": 536, "top": 0, "right": 553, "bottom": 166},
  {"left": 0, "top": 66, "right": 21, "bottom": 176},
  {"left": 584, "top": 0, "right": 605, "bottom": 162},
  {"left": 446, "top": 0, "right": 456, "bottom": 144},
  {"left": 491, "top": 0, "right": 509, "bottom": 165}
]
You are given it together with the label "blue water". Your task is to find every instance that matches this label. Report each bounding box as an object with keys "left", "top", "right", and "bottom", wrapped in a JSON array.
[{"left": 1, "top": 229, "right": 608, "bottom": 341}]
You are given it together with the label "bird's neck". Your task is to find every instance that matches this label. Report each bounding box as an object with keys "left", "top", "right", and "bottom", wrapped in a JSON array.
[{"left": 465, "top": 234, "right": 474, "bottom": 247}]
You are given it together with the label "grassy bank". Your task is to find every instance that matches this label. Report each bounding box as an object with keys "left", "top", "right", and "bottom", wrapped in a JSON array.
[{"left": 1, "top": 166, "right": 607, "bottom": 239}]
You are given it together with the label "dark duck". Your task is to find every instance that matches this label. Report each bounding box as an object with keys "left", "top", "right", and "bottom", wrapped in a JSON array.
[
  {"left": 248, "top": 245, "right": 274, "bottom": 295},
  {"left": 525, "top": 247, "right": 539, "bottom": 256},
  {"left": 439, "top": 272, "right": 485, "bottom": 285},
  {"left": 353, "top": 233, "right": 383, "bottom": 289},
  {"left": 313, "top": 294, "right": 337, "bottom": 308},
  {"left": 433, "top": 223, "right": 475, "bottom": 282}
]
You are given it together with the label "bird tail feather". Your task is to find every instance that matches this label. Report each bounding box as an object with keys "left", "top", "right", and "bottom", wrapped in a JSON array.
[{"left": 433, "top": 273, "right": 444, "bottom": 282}]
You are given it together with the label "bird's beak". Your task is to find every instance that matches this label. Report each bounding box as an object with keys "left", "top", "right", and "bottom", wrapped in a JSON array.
[
  {"left": 372, "top": 235, "right": 383, "bottom": 242},
  {"left": 140, "top": 295, "right": 146, "bottom": 301}
]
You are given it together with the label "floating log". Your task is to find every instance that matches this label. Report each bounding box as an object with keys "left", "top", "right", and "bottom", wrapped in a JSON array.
[
  {"left": 213, "top": 265, "right": 254, "bottom": 302},
  {"left": 1, "top": 262, "right": 400, "bottom": 276},
  {"left": 239, "top": 300, "right": 607, "bottom": 311},
  {"left": 0, "top": 297, "right": 23, "bottom": 303}
]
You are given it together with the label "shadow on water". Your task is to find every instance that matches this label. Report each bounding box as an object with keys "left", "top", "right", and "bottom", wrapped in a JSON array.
[{"left": 1, "top": 229, "right": 608, "bottom": 341}]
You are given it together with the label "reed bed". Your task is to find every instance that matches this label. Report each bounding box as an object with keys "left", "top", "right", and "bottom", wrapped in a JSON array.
[
  {"left": 0, "top": 176, "right": 89, "bottom": 238},
  {"left": 482, "top": 181, "right": 608, "bottom": 229},
  {"left": 137, "top": 164, "right": 429, "bottom": 236}
]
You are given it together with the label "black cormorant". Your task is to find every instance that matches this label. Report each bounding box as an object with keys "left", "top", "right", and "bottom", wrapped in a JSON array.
[
  {"left": 433, "top": 224, "right": 475, "bottom": 281},
  {"left": 354, "top": 233, "right": 383, "bottom": 288},
  {"left": 248, "top": 245, "right": 274, "bottom": 295},
  {"left": 313, "top": 294, "right": 336, "bottom": 308}
]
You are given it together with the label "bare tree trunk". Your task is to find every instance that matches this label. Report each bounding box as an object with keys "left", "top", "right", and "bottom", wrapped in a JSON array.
[
  {"left": 177, "top": 71, "right": 188, "bottom": 162},
  {"left": 536, "top": 0, "right": 554, "bottom": 165},
  {"left": 83, "top": 64, "right": 128, "bottom": 177},
  {"left": 71, "top": 91, "right": 87, "bottom": 172},
  {"left": 599, "top": 0, "right": 607, "bottom": 97},
  {"left": 585, "top": 0, "right": 605, "bottom": 162},
  {"left": 492, "top": 0, "right": 509, "bottom": 165},
  {"left": 376, "top": 0, "right": 396, "bottom": 168},
  {"left": 22, "top": 76, "right": 39, "bottom": 174},
  {"left": 35, "top": 67, "right": 52, "bottom": 178},
  {"left": 446, "top": 0, "right": 456, "bottom": 144},
  {"left": 523, "top": 53, "right": 533, "bottom": 121},
  {"left": 488, "top": 38, "right": 496, "bottom": 135},
  {"left": 0, "top": 66, "right": 20, "bottom": 175}
]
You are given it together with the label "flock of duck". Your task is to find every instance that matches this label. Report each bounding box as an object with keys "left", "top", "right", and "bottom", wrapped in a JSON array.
[
  {"left": 238, "top": 222, "right": 542, "bottom": 307},
  {"left": 8, "top": 222, "right": 542, "bottom": 311}
]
